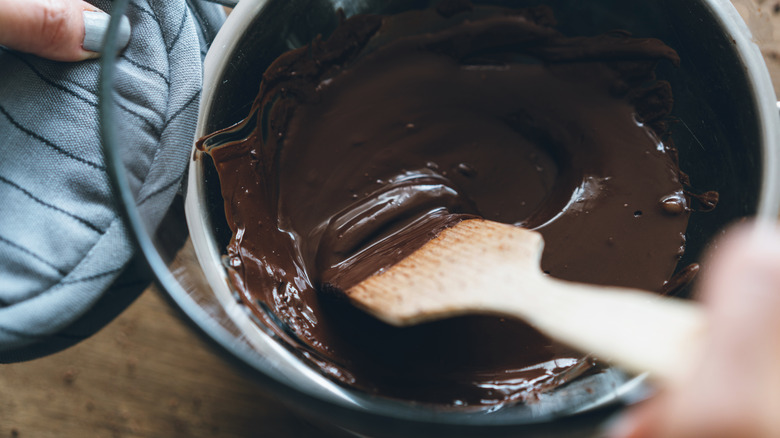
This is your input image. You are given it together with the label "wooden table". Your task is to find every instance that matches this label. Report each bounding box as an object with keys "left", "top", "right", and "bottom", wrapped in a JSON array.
[
  {"left": 0, "top": 286, "right": 334, "bottom": 437},
  {"left": 3, "top": 2, "right": 780, "bottom": 437}
]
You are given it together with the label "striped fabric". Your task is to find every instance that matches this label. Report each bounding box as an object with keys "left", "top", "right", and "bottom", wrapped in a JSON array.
[{"left": 0, "top": 0, "right": 225, "bottom": 361}]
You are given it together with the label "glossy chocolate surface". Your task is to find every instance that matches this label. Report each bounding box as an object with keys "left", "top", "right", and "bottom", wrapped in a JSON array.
[{"left": 199, "top": 3, "right": 701, "bottom": 406}]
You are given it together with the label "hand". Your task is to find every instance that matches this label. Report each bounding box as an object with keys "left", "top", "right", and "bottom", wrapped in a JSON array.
[
  {"left": 0, "top": 0, "right": 130, "bottom": 62},
  {"left": 611, "top": 223, "right": 780, "bottom": 438}
]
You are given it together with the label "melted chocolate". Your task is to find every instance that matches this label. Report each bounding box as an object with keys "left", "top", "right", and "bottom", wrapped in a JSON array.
[{"left": 199, "top": 4, "right": 698, "bottom": 406}]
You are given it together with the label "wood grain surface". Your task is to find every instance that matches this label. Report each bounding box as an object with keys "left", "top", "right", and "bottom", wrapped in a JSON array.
[
  {"left": 0, "top": 286, "right": 335, "bottom": 438},
  {"left": 2, "top": 2, "right": 780, "bottom": 437}
]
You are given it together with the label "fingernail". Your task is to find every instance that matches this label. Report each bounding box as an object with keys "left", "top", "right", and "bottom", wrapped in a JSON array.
[{"left": 83, "top": 11, "right": 131, "bottom": 53}]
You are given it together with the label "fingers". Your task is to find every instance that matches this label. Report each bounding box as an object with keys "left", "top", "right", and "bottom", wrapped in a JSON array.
[
  {"left": 0, "top": 0, "right": 130, "bottom": 62},
  {"left": 700, "top": 223, "right": 780, "bottom": 319},
  {"left": 610, "top": 222, "right": 780, "bottom": 438}
]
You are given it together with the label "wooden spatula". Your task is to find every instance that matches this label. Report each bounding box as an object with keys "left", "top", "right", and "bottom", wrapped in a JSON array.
[{"left": 343, "top": 218, "right": 705, "bottom": 381}]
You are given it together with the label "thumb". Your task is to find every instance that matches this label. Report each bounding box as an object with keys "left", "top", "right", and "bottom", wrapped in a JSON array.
[{"left": 0, "top": 0, "right": 130, "bottom": 62}]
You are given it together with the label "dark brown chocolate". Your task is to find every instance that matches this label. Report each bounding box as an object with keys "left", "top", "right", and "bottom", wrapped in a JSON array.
[{"left": 199, "top": 4, "right": 696, "bottom": 407}]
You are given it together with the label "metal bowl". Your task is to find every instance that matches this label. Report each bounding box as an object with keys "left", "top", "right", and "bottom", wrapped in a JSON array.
[{"left": 152, "top": 0, "right": 779, "bottom": 436}]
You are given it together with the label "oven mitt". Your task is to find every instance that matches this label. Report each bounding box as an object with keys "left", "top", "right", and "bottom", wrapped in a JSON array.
[{"left": 0, "top": 0, "right": 225, "bottom": 362}]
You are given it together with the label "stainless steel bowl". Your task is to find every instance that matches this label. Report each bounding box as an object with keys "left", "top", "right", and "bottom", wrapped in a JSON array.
[{"left": 172, "top": 0, "right": 780, "bottom": 436}]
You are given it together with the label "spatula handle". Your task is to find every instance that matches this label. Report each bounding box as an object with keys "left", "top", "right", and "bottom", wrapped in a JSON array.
[{"left": 497, "top": 277, "right": 705, "bottom": 381}]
